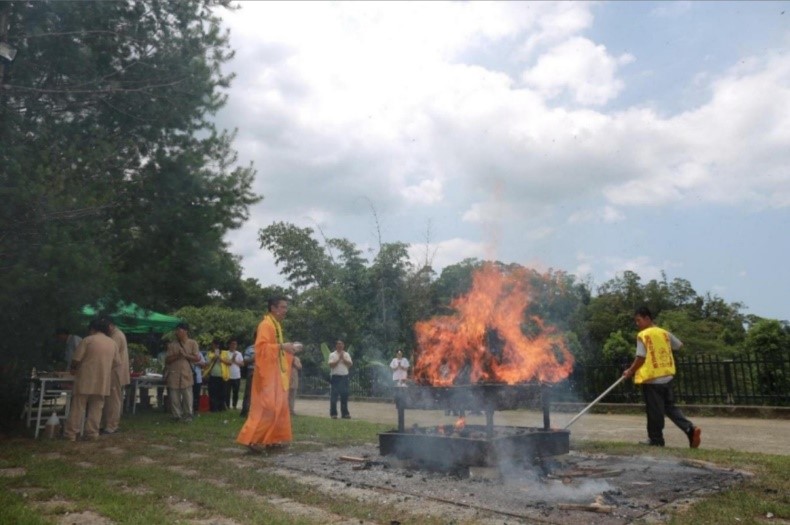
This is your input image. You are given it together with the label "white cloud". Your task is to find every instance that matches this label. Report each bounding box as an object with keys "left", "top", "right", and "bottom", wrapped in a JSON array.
[
  {"left": 408, "top": 238, "right": 488, "bottom": 271},
  {"left": 401, "top": 178, "right": 443, "bottom": 205},
  {"left": 214, "top": 3, "right": 790, "bottom": 321},
  {"left": 567, "top": 205, "right": 625, "bottom": 224},
  {"left": 521, "top": 37, "right": 634, "bottom": 106}
]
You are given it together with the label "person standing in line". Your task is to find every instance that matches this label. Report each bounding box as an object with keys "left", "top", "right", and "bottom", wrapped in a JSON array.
[
  {"left": 237, "top": 296, "right": 303, "bottom": 452},
  {"left": 55, "top": 328, "right": 82, "bottom": 371},
  {"left": 227, "top": 338, "right": 244, "bottom": 410},
  {"left": 164, "top": 322, "right": 201, "bottom": 422},
  {"left": 192, "top": 347, "right": 207, "bottom": 413},
  {"left": 239, "top": 335, "right": 256, "bottom": 417},
  {"left": 623, "top": 306, "right": 702, "bottom": 448},
  {"left": 63, "top": 319, "right": 120, "bottom": 441},
  {"left": 389, "top": 349, "right": 410, "bottom": 387},
  {"left": 100, "top": 318, "right": 129, "bottom": 435},
  {"left": 203, "top": 339, "right": 231, "bottom": 412},
  {"left": 288, "top": 355, "right": 302, "bottom": 415},
  {"left": 328, "top": 340, "right": 352, "bottom": 419}
]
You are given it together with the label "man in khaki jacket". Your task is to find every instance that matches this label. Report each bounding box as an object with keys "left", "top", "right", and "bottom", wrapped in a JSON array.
[
  {"left": 100, "top": 318, "right": 130, "bottom": 434},
  {"left": 165, "top": 322, "right": 201, "bottom": 421},
  {"left": 64, "top": 319, "right": 121, "bottom": 441}
]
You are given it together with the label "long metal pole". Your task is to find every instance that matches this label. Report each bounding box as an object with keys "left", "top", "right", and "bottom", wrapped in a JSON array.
[{"left": 563, "top": 376, "right": 626, "bottom": 430}]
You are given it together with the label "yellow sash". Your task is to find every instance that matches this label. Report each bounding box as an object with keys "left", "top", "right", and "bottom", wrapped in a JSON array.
[
  {"left": 634, "top": 326, "right": 676, "bottom": 384},
  {"left": 266, "top": 314, "right": 289, "bottom": 391}
]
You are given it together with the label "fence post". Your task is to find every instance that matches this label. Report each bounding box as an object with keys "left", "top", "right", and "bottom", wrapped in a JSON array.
[{"left": 723, "top": 359, "right": 735, "bottom": 405}]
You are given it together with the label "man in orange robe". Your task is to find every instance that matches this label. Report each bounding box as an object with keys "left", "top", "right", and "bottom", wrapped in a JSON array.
[{"left": 236, "top": 296, "right": 303, "bottom": 450}]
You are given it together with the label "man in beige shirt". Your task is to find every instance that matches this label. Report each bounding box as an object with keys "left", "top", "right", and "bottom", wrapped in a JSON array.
[
  {"left": 164, "top": 322, "right": 201, "bottom": 422},
  {"left": 100, "top": 318, "right": 130, "bottom": 434},
  {"left": 64, "top": 319, "right": 121, "bottom": 441}
]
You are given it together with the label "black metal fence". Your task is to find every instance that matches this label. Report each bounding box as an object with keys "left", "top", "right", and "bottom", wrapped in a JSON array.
[{"left": 300, "top": 353, "right": 790, "bottom": 407}]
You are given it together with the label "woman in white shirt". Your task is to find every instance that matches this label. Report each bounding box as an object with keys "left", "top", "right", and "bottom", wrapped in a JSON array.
[
  {"left": 390, "top": 350, "right": 409, "bottom": 386},
  {"left": 226, "top": 339, "right": 245, "bottom": 409}
]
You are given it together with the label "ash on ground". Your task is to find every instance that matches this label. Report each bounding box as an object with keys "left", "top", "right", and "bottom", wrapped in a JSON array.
[{"left": 272, "top": 443, "right": 748, "bottom": 524}]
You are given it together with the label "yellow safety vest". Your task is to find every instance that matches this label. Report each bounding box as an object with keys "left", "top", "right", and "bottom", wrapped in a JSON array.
[
  {"left": 634, "top": 326, "right": 676, "bottom": 384},
  {"left": 203, "top": 350, "right": 230, "bottom": 381}
]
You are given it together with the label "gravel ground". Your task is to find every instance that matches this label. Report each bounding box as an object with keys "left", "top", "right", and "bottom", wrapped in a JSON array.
[{"left": 271, "top": 442, "right": 748, "bottom": 524}]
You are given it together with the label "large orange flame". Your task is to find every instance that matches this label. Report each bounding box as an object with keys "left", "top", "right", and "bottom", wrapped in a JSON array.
[{"left": 413, "top": 264, "right": 573, "bottom": 385}]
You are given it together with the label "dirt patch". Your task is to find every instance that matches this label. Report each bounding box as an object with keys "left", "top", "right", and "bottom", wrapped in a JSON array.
[
  {"left": 265, "top": 444, "right": 748, "bottom": 525},
  {"left": 135, "top": 456, "right": 156, "bottom": 464},
  {"left": 168, "top": 498, "right": 202, "bottom": 514},
  {"left": 237, "top": 489, "right": 377, "bottom": 525},
  {"left": 0, "top": 467, "right": 26, "bottom": 477},
  {"left": 55, "top": 510, "right": 114, "bottom": 525},
  {"left": 106, "top": 480, "right": 153, "bottom": 496},
  {"left": 101, "top": 447, "right": 126, "bottom": 455},
  {"left": 74, "top": 461, "right": 94, "bottom": 469},
  {"left": 37, "top": 452, "right": 64, "bottom": 460},
  {"left": 187, "top": 518, "right": 243, "bottom": 525},
  {"left": 33, "top": 498, "right": 79, "bottom": 512},
  {"left": 166, "top": 465, "right": 200, "bottom": 477},
  {"left": 10, "top": 487, "right": 46, "bottom": 498}
]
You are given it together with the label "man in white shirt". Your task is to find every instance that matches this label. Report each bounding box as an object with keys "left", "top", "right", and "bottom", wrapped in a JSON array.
[
  {"left": 390, "top": 350, "right": 409, "bottom": 386},
  {"left": 328, "top": 340, "right": 352, "bottom": 419}
]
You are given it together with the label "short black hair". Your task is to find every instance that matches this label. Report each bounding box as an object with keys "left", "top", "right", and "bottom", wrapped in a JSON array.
[
  {"left": 267, "top": 296, "right": 288, "bottom": 312},
  {"left": 176, "top": 322, "right": 189, "bottom": 331},
  {"left": 89, "top": 318, "right": 111, "bottom": 336},
  {"left": 635, "top": 306, "right": 653, "bottom": 319}
]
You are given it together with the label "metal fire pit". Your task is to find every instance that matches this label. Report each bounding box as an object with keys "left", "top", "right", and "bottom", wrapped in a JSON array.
[{"left": 378, "top": 383, "right": 570, "bottom": 467}]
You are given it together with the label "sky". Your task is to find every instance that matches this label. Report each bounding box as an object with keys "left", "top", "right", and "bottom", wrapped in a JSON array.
[{"left": 215, "top": 1, "right": 790, "bottom": 322}]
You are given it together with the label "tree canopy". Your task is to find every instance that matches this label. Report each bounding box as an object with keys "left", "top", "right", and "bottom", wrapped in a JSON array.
[{"left": 0, "top": 1, "right": 258, "bottom": 369}]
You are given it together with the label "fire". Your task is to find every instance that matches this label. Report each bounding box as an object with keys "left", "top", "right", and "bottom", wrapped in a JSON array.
[
  {"left": 413, "top": 264, "right": 573, "bottom": 385},
  {"left": 454, "top": 417, "right": 466, "bottom": 431}
]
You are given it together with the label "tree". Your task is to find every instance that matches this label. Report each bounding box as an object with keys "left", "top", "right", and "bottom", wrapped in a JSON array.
[
  {"left": 743, "top": 319, "right": 790, "bottom": 399},
  {"left": 0, "top": 1, "right": 259, "bottom": 414},
  {"left": 174, "top": 305, "right": 260, "bottom": 348}
]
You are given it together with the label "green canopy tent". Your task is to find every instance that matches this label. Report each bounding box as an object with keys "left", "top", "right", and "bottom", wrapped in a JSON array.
[{"left": 81, "top": 302, "right": 182, "bottom": 334}]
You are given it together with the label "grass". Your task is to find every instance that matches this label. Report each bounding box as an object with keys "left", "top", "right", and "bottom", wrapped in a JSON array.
[{"left": 0, "top": 410, "right": 787, "bottom": 524}]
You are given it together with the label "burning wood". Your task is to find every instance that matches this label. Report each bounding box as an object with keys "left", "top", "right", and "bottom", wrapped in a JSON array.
[
  {"left": 557, "top": 502, "right": 615, "bottom": 514},
  {"left": 412, "top": 264, "right": 574, "bottom": 386}
]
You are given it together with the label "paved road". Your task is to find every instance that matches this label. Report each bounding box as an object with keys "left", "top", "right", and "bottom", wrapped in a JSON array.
[{"left": 292, "top": 398, "right": 790, "bottom": 455}]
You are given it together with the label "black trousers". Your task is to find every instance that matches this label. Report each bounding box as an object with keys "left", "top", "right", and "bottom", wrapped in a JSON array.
[
  {"left": 329, "top": 375, "right": 350, "bottom": 417},
  {"left": 240, "top": 368, "right": 253, "bottom": 415},
  {"left": 207, "top": 376, "right": 226, "bottom": 412},
  {"left": 192, "top": 381, "right": 202, "bottom": 412},
  {"left": 642, "top": 380, "right": 694, "bottom": 445},
  {"left": 227, "top": 378, "right": 241, "bottom": 409}
]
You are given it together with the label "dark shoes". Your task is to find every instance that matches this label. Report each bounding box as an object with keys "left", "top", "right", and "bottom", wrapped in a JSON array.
[
  {"left": 688, "top": 427, "right": 702, "bottom": 449},
  {"left": 341, "top": 415, "right": 351, "bottom": 419},
  {"left": 639, "top": 440, "right": 664, "bottom": 447},
  {"left": 99, "top": 428, "right": 118, "bottom": 435},
  {"left": 330, "top": 415, "right": 338, "bottom": 419}
]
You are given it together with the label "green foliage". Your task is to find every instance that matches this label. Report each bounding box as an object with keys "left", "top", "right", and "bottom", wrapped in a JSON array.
[
  {"left": 0, "top": 1, "right": 259, "bottom": 397},
  {"left": 174, "top": 305, "right": 260, "bottom": 347},
  {"left": 602, "top": 330, "right": 633, "bottom": 364},
  {"left": 743, "top": 319, "right": 790, "bottom": 397}
]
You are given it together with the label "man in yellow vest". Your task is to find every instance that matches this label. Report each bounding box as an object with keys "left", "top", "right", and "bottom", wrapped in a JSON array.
[{"left": 623, "top": 306, "right": 701, "bottom": 448}]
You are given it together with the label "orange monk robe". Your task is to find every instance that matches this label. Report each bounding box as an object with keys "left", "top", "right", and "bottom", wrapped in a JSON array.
[{"left": 236, "top": 315, "right": 294, "bottom": 446}]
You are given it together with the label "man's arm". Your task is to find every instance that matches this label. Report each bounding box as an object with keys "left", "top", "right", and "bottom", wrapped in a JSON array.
[
  {"left": 623, "top": 356, "right": 645, "bottom": 378},
  {"left": 328, "top": 352, "right": 340, "bottom": 369},
  {"left": 164, "top": 345, "right": 181, "bottom": 364}
]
